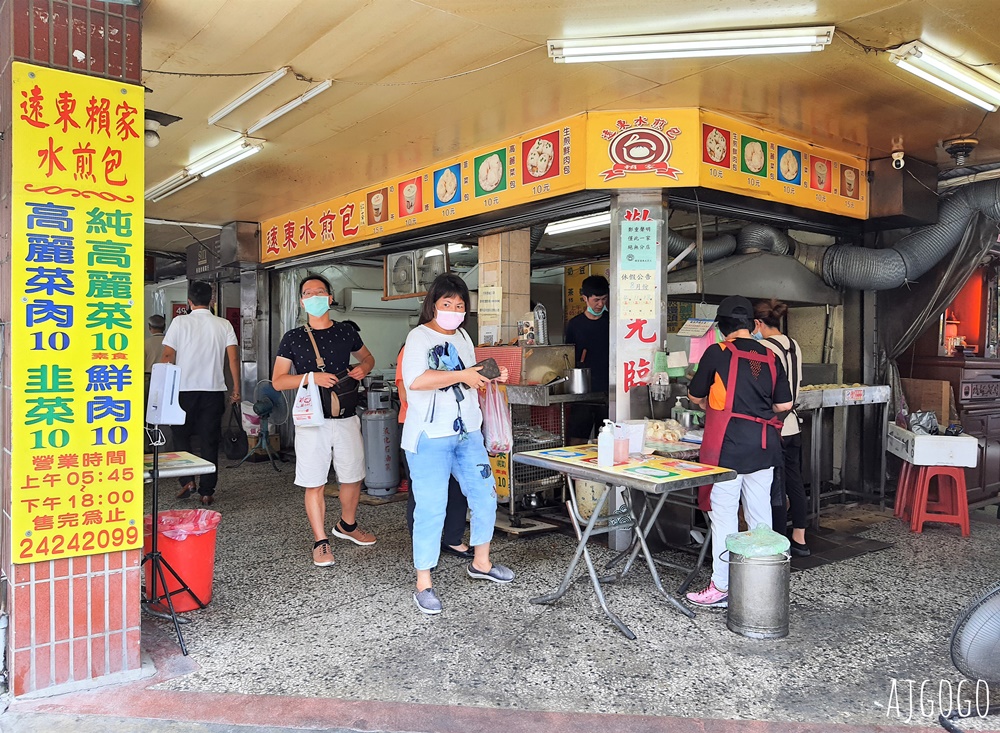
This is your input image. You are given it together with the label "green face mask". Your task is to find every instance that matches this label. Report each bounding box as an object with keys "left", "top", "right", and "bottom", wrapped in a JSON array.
[
  {"left": 302, "top": 295, "right": 330, "bottom": 317},
  {"left": 586, "top": 304, "right": 606, "bottom": 317}
]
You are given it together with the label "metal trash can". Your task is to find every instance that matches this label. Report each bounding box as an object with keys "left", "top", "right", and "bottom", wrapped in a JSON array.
[
  {"left": 726, "top": 551, "right": 790, "bottom": 639},
  {"left": 724, "top": 524, "right": 791, "bottom": 639}
]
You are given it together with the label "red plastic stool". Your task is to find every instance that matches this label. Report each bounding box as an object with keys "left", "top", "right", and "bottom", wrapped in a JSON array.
[
  {"left": 908, "top": 465, "right": 970, "bottom": 537},
  {"left": 893, "top": 461, "right": 915, "bottom": 519}
]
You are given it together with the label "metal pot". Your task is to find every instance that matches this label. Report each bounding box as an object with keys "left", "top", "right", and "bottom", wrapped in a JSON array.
[{"left": 565, "top": 368, "right": 591, "bottom": 394}]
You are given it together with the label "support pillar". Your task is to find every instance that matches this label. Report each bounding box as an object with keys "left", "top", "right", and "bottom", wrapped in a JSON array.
[
  {"left": 2, "top": 0, "right": 144, "bottom": 697},
  {"left": 608, "top": 190, "right": 668, "bottom": 548},
  {"left": 477, "top": 230, "right": 531, "bottom": 344}
]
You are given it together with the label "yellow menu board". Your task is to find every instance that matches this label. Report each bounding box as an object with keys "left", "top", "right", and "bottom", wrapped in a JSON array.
[
  {"left": 699, "top": 110, "right": 867, "bottom": 219},
  {"left": 263, "top": 108, "right": 871, "bottom": 263},
  {"left": 261, "top": 114, "right": 588, "bottom": 263},
  {"left": 11, "top": 62, "right": 145, "bottom": 562}
]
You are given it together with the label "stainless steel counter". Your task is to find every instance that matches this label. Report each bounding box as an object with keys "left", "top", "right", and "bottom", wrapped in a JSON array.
[{"left": 505, "top": 385, "right": 606, "bottom": 407}]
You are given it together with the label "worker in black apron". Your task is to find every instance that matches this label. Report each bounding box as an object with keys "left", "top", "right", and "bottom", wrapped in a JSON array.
[{"left": 685, "top": 296, "right": 793, "bottom": 609}]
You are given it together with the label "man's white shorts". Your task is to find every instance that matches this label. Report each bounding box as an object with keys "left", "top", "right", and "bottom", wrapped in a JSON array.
[{"left": 294, "top": 415, "right": 366, "bottom": 488}]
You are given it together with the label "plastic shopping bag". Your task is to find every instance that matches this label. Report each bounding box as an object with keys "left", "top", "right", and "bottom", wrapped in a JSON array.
[
  {"left": 479, "top": 381, "right": 513, "bottom": 454},
  {"left": 292, "top": 373, "right": 325, "bottom": 427}
]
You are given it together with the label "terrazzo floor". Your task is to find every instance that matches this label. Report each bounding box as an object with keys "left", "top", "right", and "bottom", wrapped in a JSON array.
[{"left": 138, "top": 454, "right": 1000, "bottom": 731}]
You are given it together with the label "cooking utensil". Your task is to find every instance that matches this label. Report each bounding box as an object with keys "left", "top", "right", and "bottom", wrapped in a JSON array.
[
  {"left": 562, "top": 353, "right": 591, "bottom": 394},
  {"left": 566, "top": 368, "right": 591, "bottom": 394}
]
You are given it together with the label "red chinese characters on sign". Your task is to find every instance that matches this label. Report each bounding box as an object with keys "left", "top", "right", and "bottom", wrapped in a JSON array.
[
  {"left": 265, "top": 226, "right": 280, "bottom": 256},
  {"left": 622, "top": 358, "right": 651, "bottom": 393},
  {"left": 21, "top": 85, "right": 135, "bottom": 188},
  {"left": 623, "top": 208, "right": 652, "bottom": 221},
  {"left": 300, "top": 216, "right": 317, "bottom": 245},
  {"left": 282, "top": 221, "right": 297, "bottom": 251},
  {"left": 339, "top": 203, "right": 359, "bottom": 237},
  {"left": 624, "top": 318, "right": 656, "bottom": 344}
]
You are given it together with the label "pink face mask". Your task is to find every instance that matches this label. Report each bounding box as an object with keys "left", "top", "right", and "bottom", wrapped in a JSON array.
[{"left": 435, "top": 310, "right": 466, "bottom": 331}]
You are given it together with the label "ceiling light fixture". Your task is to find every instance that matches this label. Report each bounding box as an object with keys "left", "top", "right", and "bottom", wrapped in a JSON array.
[
  {"left": 208, "top": 66, "right": 291, "bottom": 125},
  {"left": 245, "top": 80, "right": 333, "bottom": 135},
  {"left": 544, "top": 211, "right": 611, "bottom": 235},
  {"left": 184, "top": 138, "right": 264, "bottom": 177},
  {"left": 889, "top": 42, "right": 1000, "bottom": 112},
  {"left": 547, "top": 26, "right": 834, "bottom": 63},
  {"left": 145, "top": 172, "right": 200, "bottom": 203}
]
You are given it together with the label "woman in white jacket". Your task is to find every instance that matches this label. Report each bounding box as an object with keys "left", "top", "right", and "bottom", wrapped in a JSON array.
[{"left": 401, "top": 274, "right": 513, "bottom": 615}]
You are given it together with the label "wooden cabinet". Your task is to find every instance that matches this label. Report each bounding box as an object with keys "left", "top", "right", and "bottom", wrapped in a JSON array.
[{"left": 904, "top": 357, "right": 1000, "bottom": 506}]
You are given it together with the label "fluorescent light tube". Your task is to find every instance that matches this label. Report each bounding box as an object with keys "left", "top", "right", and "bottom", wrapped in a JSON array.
[
  {"left": 548, "top": 26, "right": 834, "bottom": 63},
  {"left": 246, "top": 80, "right": 333, "bottom": 135},
  {"left": 208, "top": 67, "right": 290, "bottom": 125},
  {"left": 200, "top": 144, "right": 262, "bottom": 176},
  {"left": 185, "top": 138, "right": 263, "bottom": 177},
  {"left": 148, "top": 175, "right": 200, "bottom": 203},
  {"left": 545, "top": 212, "right": 611, "bottom": 235},
  {"left": 890, "top": 42, "right": 1000, "bottom": 112}
]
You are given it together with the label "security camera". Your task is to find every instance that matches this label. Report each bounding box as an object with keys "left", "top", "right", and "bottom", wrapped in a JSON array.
[{"left": 891, "top": 151, "right": 905, "bottom": 170}]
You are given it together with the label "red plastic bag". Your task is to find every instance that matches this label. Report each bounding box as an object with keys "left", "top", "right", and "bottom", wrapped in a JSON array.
[
  {"left": 147, "top": 508, "right": 221, "bottom": 541},
  {"left": 479, "top": 382, "right": 512, "bottom": 454}
]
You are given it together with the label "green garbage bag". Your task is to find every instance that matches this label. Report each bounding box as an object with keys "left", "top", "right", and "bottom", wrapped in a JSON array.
[{"left": 725, "top": 523, "right": 790, "bottom": 557}]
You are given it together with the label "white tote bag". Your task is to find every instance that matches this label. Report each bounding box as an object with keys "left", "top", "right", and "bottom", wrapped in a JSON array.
[{"left": 291, "top": 373, "right": 325, "bottom": 427}]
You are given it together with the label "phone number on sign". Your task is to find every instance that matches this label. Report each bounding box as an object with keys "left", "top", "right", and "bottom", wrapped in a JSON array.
[{"left": 19, "top": 525, "right": 140, "bottom": 561}]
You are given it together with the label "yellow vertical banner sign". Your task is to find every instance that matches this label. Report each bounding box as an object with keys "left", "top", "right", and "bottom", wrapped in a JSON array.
[{"left": 11, "top": 62, "right": 144, "bottom": 563}]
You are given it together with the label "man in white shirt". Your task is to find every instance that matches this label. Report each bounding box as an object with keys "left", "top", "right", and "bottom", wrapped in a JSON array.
[{"left": 161, "top": 280, "right": 240, "bottom": 505}]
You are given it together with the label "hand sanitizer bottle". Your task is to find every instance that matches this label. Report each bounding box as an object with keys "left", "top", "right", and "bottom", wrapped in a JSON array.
[
  {"left": 597, "top": 419, "right": 615, "bottom": 467},
  {"left": 671, "top": 397, "right": 684, "bottom": 423}
]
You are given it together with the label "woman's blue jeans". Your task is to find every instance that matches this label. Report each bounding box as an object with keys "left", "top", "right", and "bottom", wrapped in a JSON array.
[{"left": 405, "top": 430, "right": 497, "bottom": 571}]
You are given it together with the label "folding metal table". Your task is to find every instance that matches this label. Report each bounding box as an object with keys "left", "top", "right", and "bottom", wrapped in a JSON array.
[{"left": 513, "top": 446, "right": 735, "bottom": 639}]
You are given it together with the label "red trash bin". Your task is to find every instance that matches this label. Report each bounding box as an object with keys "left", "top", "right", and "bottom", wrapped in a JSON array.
[{"left": 143, "top": 509, "right": 221, "bottom": 613}]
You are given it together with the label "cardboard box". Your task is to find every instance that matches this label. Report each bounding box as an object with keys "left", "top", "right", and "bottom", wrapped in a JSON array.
[
  {"left": 886, "top": 423, "right": 978, "bottom": 467},
  {"left": 249, "top": 433, "right": 280, "bottom": 453},
  {"left": 901, "top": 378, "right": 953, "bottom": 424}
]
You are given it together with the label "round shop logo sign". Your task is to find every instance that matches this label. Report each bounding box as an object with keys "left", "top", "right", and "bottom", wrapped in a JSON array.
[{"left": 601, "top": 126, "right": 683, "bottom": 182}]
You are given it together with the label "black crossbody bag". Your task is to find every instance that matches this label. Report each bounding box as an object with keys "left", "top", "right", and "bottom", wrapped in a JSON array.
[{"left": 305, "top": 326, "right": 360, "bottom": 419}]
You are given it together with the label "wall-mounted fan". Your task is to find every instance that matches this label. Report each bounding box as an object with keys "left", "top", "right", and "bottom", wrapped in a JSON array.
[
  {"left": 416, "top": 247, "right": 448, "bottom": 293},
  {"left": 386, "top": 252, "right": 416, "bottom": 296},
  {"left": 230, "top": 380, "right": 288, "bottom": 472}
]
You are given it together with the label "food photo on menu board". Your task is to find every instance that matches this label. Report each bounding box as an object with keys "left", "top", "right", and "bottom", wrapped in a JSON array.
[
  {"left": 475, "top": 148, "right": 506, "bottom": 196},
  {"left": 433, "top": 164, "right": 461, "bottom": 207},
  {"left": 841, "top": 165, "right": 861, "bottom": 199},
  {"left": 398, "top": 176, "right": 423, "bottom": 216},
  {"left": 368, "top": 187, "right": 389, "bottom": 224},
  {"left": 776, "top": 146, "right": 802, "bottom": 185},
  {"left": 522, "top": 132, "right": 559, "bottom": 182},
  {"left": 740, "top": 135, "right": 767, "bottom": 177},
  {"left": 702, "top": 125, "right": 731, "bottom": 167},
  {"left": 810, "top": 156, "right": 833, "bottom": 192}
]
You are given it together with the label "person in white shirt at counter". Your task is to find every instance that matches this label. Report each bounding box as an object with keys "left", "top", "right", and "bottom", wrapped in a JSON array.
[{"left": 753, "top": 298, "right": 810, "bottom": 557}]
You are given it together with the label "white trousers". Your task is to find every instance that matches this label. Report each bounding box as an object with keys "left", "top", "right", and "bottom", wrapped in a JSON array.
[{"left": 709, "top": 468, "right": 774, "bottom": 591}]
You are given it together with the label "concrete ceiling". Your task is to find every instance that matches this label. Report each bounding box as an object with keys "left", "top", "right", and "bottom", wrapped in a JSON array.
[{"left": 140, "top": 0, "right": 1000, "bottom": 254}]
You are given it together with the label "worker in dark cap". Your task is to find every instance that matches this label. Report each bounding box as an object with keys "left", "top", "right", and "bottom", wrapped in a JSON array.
[{"left": 684, "top": 295, "right": 793, "bottom": 609}]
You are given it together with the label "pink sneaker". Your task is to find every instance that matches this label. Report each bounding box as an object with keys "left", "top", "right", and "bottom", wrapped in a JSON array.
[{"left": 686, "top": 581, "right": 728, "bottom": 608}]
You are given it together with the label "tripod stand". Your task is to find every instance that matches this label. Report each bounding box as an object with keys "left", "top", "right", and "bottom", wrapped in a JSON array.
[
  {"left": 230, "top": 412, "right": 281, "bottom": 471},
  {"left": 141, "top": 425, "right": 206, "bottom": 656}
]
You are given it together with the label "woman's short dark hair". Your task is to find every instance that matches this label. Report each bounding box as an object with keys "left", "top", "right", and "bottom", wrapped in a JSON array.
[
  {"left": 753, "top": 298, "right": 788, "bottom": 329},
  {"left": 717, "top": 315, "right": 753, "bottom": 336},
  {"left": 299, "top": 273, "right": 331, "bottom": 297},
  {"left": 418, "top": 273, "right": 470, "bottom": 325}
]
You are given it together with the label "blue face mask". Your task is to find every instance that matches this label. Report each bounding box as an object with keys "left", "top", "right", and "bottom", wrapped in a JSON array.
[
  {"left": 302, "top": 295, "right": 330, "bottom": 317},
  {"left": 752, "top": 331, "right": 764, "bottom": 341},
  {"left": 587, "top": 304, "right": 607, "bottom": 317}
]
